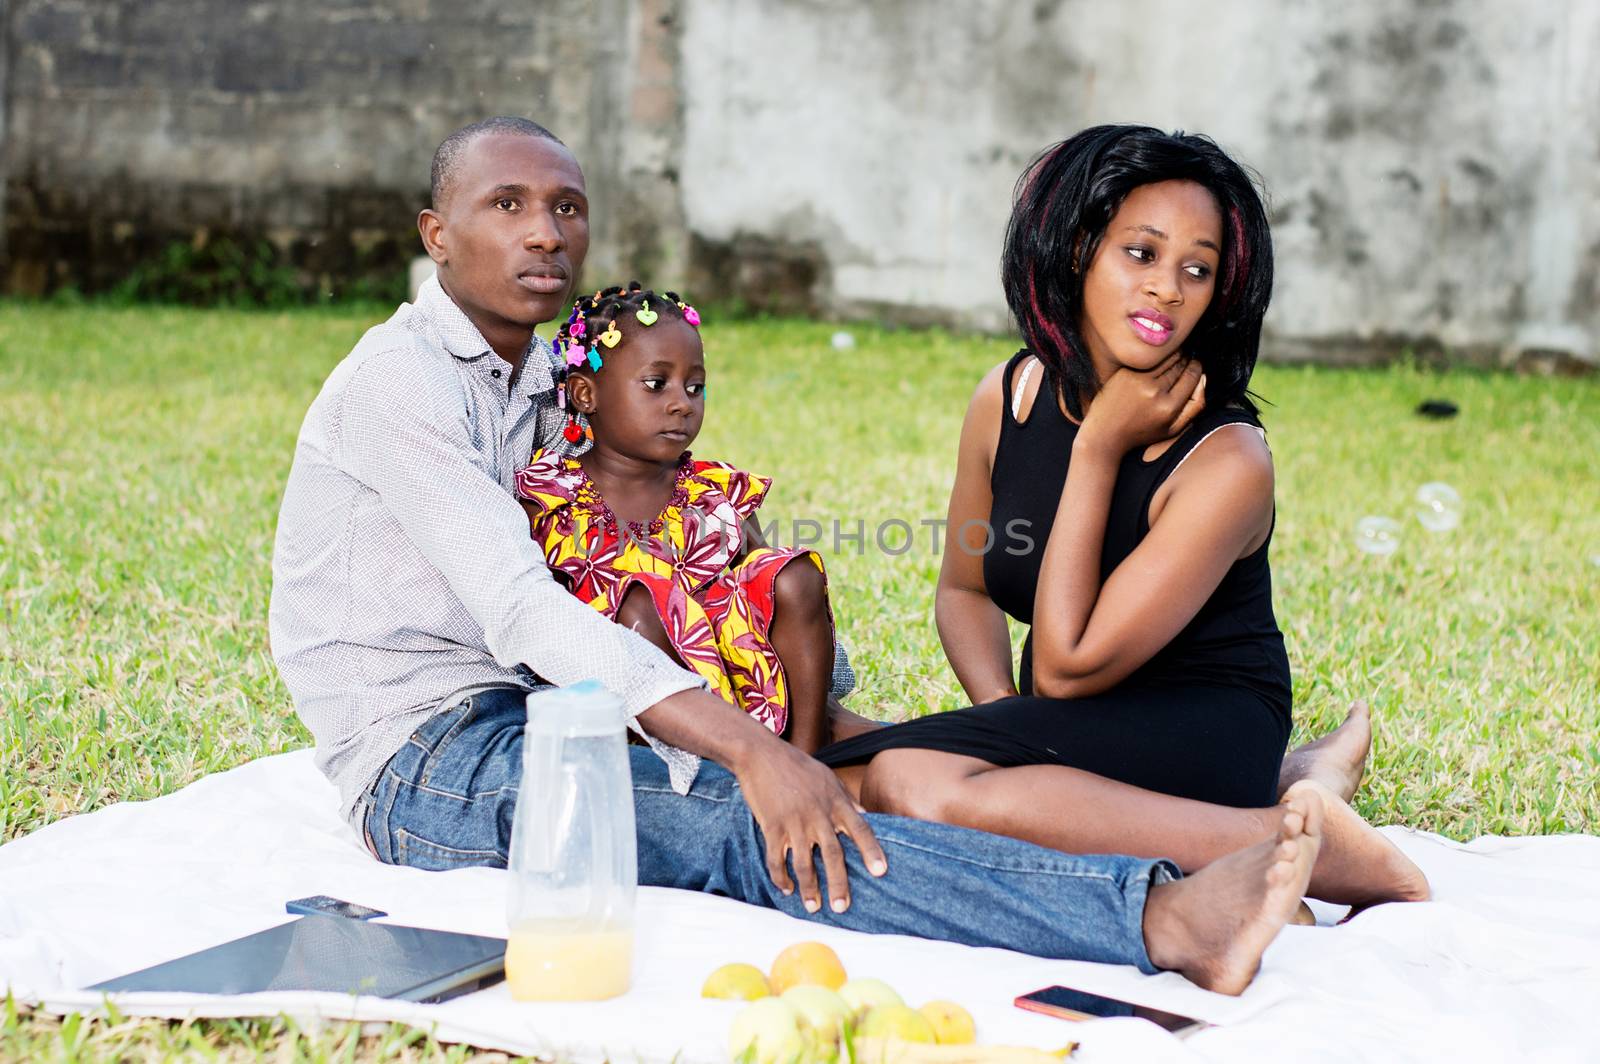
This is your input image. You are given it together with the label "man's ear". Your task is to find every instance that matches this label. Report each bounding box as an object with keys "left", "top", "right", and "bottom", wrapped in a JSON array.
[
  {"left": 568, "top": 373, "right": 597, "bottom": 414},
  {"left": 418, "top": 209, "right": 447, "bottom": 265}
]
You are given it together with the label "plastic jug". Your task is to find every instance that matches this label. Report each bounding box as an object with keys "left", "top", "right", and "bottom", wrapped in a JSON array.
[{"left": 505, "top": 681, "right": 637, "bottom": 1001}]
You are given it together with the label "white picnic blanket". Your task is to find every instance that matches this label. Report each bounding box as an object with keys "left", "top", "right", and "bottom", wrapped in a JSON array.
[{"left": 1, "top": 750, "right": 1596, "bottom": 1062}]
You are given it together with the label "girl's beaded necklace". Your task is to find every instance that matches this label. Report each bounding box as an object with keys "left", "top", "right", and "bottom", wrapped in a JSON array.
[{"left": 575, "top": 452, "right": 694, "bottom": 541}]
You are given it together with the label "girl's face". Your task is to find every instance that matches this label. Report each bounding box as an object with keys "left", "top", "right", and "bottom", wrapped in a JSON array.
[
  {"left": 572, "top": 316, "right": 706, "bottom": 464},
  {"left": 1077, "top": 179, "right": 1222, "bottom": 381}
]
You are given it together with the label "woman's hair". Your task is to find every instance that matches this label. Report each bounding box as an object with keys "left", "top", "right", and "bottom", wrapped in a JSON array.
[{"left": 1001, "top": 125, "right": 1274, "bottom": 418}]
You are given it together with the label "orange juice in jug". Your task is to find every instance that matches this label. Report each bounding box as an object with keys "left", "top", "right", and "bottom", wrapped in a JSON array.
[{"left": 505, "top": 918, "right": 633, "bottom": 1001}]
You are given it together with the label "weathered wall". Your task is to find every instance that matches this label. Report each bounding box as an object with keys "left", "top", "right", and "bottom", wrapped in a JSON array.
[
  {"left": 678, "top": 0, "right": 1600, "bottom": 366},
  {"left": 0, "top": 0, "right": 676, "bottom": 297},
  {"left": 4, "top": 0, "right": 1597, "bottom": 366}
]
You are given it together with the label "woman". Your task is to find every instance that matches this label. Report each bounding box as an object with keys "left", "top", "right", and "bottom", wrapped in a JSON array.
[{"left": 819, "top": 126, "right": 1428, "bottom": 907}]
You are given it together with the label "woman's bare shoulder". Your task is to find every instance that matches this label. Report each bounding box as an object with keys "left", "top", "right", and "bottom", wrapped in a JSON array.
[
  {"left": 1186, "top": 417, "right": 1274, "bottom": 476},
  {"left": 960, "top": 352, "right": 1011, "bottom": 428},
  {"left": 969, "top": 353, "right": 1048, "bottom": 424},
  {"left": 1153, "top": 419, "right": 1275, "bottom": 528},
  {"left": 961, "top": 358, "right": 1018, "bottom": 462}
]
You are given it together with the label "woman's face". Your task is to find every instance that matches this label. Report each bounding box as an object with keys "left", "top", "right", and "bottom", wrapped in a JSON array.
[{"left": 1077, "top": 179, "right": 1222, "bottom": 380}]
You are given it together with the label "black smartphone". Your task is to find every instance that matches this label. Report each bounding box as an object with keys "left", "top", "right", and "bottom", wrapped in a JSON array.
[
  {"left": 285, "top": 895, "right": 387, "bottom": 920},
  {"left": 1015, "top": 985, "right": 1209, "bottom": 1036}
]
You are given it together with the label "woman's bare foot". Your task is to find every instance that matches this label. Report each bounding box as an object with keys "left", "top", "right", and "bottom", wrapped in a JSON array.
[
  {"left": 1292, "top": 779, "right": 1431, "bottom": 907},
  {"left": 1277, "top": 700, "right": 1371, "bottom": 804},
  {"left": 1142, "top": 787, "right": 1323, "bottom": 995}
]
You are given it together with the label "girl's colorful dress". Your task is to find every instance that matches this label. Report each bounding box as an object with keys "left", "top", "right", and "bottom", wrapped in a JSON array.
[{"left": 513, "top": 449, "right": 828, "bottom": 737}]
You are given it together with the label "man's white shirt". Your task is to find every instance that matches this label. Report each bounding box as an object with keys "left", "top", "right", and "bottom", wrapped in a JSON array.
[{"left": 269, "top": 276, "right": 705, "bottom": 822}]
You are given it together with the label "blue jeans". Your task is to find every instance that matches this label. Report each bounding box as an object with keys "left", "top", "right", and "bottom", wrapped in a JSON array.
[{"left": 362, "top": 686, "right": 1174, "bottom": 971}]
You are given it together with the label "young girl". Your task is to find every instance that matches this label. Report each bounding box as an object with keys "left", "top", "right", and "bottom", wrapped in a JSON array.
[
  {"left": 513, "top": 283, "right": 839, "bottom": 753},
  {"left": 818, "top": 126, "right": 1430, "bottom": 908}
]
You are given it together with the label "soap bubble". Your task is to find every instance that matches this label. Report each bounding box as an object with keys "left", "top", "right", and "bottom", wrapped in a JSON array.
[
  {"left": 1414, "top": 482, "right": 1463, "bottom": 533},
  {"left": 830, "top": 331, "right": 857, "bottom": 350},
  {"left": 1354, "top": 516, "right": 1402, "bottom": 556}
]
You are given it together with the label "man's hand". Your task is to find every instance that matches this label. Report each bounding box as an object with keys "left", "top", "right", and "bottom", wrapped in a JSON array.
[
  {"left": 733, "top": 738, "right": 888, "bottom": 914},
  {"left": 635, "top": 687, "right": 887, "bottom": 913}
]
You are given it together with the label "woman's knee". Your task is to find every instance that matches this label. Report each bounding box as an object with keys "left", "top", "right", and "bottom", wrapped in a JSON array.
[{"left": 859, "top": 751, "right": 962, "bottom": 824}]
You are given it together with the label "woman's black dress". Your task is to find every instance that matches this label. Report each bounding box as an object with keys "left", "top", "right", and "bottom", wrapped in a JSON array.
[{"left": 817, "top": 351, "right": 1293, "bottom": 808}]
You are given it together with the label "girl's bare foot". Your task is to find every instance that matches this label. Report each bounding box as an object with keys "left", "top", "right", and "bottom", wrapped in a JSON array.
[
  {"left": 1277, "top": 700, "right": 1371, "bottom": 803},
  {"left": 1142, "top": 787, "right": 1323, "bottom": 995},
  {"left": 1291, "top": 779, "right": 1431, "bottom": 907}
]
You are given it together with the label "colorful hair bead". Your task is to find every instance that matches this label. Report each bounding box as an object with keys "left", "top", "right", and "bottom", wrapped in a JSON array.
[
  {"left": 636, "top": 301, "right": 658, "bottom": 326},
  {"left": 599, "top": 322, "right": 622, "bottom": 348}
]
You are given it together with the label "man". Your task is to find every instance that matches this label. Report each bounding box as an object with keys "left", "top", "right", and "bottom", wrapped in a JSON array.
[{"left": 269, "top": 116, "right": 1322, "bottom": 994}]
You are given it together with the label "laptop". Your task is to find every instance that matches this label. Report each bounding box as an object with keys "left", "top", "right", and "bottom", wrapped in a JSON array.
[{"left": 87, "top": 915, "right": 506, "bottom": 1003}]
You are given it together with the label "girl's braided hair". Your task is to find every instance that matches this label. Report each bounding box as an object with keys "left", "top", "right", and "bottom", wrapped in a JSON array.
[
  {"left": 570, "top": 282, "right": 691, "bottom": 338},
  {"left": 553, "top": 281, "right": 702, "bottom": 431}
]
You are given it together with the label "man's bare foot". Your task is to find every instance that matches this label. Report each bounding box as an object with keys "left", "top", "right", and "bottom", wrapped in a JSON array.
[
  {"left": 1142, "top": 787, "right": 1323, "bottom": 995},
  {"left": 1277, "top": 701, "right": 1371, "bottom": 804},
  {"left": 1291, "top": 779, "right": 1431, "bottom": 907}
]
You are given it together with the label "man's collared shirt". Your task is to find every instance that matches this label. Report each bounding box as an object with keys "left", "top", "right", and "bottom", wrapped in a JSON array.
[{"left": 269, "top": 276, "right": 705, "bottom": 822}]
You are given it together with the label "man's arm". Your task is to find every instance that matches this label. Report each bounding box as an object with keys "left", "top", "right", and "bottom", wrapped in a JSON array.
[
  {"left": 339, "top": 355, "right": 703, "bottom": 721},
  {"left": 338, "top": 355, "right": 883, "bottom": 911}
]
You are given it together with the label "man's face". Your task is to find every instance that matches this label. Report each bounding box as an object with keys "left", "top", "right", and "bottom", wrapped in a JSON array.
[{"left": 422, "top": 134, "right": 589, "bottom": 343}]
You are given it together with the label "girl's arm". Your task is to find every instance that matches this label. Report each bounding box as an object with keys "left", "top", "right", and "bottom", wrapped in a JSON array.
[
  {"left": 737, "top": 516, "right": 768, "bottom": 562},
  {"left": 738, "top": 517, "right": 851, "bottom": 754},
  {"left": 936, "top": 362, "right": 1022, "bottom": 705},
  {"left": 1030, "top": 358, "right": 1273, "bottom": 699}
]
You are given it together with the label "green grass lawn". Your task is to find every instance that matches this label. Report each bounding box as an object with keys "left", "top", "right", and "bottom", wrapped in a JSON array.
[{"left": 2, "top": 301, "right": 1597, "bottom": 1059}]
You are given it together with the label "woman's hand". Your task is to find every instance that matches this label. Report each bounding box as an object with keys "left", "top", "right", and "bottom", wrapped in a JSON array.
[{"left": 1078, "top": 354, "right": 1206, "bottom": 458}]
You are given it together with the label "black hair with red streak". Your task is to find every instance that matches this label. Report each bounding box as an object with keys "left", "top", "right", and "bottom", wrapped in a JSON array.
[{"left": 1001, "top": 125, "right": 1274, "bottom": 419}]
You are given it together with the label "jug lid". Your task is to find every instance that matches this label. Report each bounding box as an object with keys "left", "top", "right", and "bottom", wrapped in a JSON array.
[{"left": 525, "top": 680, "right": 627, "bottom": 737}]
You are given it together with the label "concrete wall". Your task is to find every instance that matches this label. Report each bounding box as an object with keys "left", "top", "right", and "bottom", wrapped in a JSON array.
[
  {"left": 678, "top": 0, "right": 1600, "bottom": 367},
  {"left": 4, "top": 0, "right": 1597, "bottom": 367},
  {"left": 0, "top": 0, "right": 672, "bottom": 297}
]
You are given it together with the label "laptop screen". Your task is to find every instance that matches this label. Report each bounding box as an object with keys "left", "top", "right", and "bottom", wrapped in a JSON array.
[{"left": 88, "top": 915, "right": 506, "bottom": 1002}]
